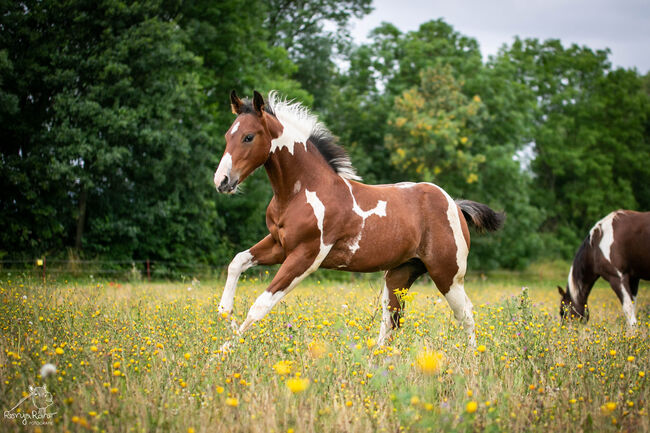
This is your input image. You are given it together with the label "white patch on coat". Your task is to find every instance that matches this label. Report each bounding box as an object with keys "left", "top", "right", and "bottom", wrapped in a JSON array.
[
  {"left": 343, "top": 179, "right": 387, "bottom": 254},
  {"left": 266, "top": 91, "right": 361, "bottom": 180},
  {"left": 428, "top": 183, "right": 468, "bottom": 281},
  {"left": 301, "top": 190, "right": 334, "bottom": 279},
  {"left": 293, "top": 180, "right": 302, "bottom": 194},
  {"left": 377, "top": 283, "right": 393, "bottom": 346},
  {"left": 589, "top": 211, "right": 619, "bottom": 263},
  {"left": 230, "top": 121, "right": 240, "bottom": 135},
  {"left": 218, "top": 250, "right": 255, "bottom": 314},
  {"left": 214, "top": 152, "right": 232, "bottom": 189},
  {"left": 567, "top": 265, "right": 579, "bottom": 305},
  {"left": 269, "top": 115, "right": 310, "bottom": 155}
]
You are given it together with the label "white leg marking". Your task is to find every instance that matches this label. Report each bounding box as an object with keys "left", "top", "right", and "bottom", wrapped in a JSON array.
[
  {"left": 377, "top": 283, "right": 393, "bottom": 346},
  {"left": 620, "top": 284, "right": 637, "bottom": 328},
  {"left": 343, "top": 179, "right": 387, "bottom": 254},
  {"left": 445, "top": 283, "right": 476, "bottom": 347},
  {"left": 218, "top": 250, "right": 255, "bottom": 315},
  {"left": 214, "top": 152, "right": 232, "bottom": 188},
  {"left": 230, "top": 121, "right": 240, "bottom": 135}
]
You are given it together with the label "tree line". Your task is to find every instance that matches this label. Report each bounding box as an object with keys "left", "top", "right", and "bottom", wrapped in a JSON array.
[{"left": 2, "top": 0, "right": 649, "bottom": 270}]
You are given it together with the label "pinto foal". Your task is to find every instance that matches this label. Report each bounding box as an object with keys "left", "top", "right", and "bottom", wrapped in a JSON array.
[{"left": 214, "top": 91, "right": 504, "bottom": 347}]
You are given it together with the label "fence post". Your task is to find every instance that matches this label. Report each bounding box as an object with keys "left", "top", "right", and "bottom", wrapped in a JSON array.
[{"left": 146, "top": 259, "right": 151, "bottom": 282}]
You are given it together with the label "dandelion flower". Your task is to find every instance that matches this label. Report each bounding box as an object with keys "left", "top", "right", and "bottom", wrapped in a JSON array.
[
  {"left": 40, "top": 363, "right": 57, "bottom": 378},
  {"left": 308, "top": 341, "right": 327, "bottom": 359},
  {"left": 286, "top": 377, "right": 309, "bottom": 394},
  {"left": 55, "top": 347, "right": 64, "bottom": 355},
  {"left": 225, "top": 397, "right": 238, "bottom": 407},
  {"left": 477, "top": 345, "right": 486, "bottom": 353},
  {"left": 273, "top": 360, "right": 292, "bottom": 375},
  {"left": 415, "top": 349, "right": 443, "bottom": 375},
  {"left": 466, "top": 401, "right": 478, "bottom": 413}
]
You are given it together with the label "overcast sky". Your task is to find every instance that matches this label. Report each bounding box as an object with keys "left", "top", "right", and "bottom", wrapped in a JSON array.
[{"left": 349, "top": 0, "right": 650, "bottom": 73}]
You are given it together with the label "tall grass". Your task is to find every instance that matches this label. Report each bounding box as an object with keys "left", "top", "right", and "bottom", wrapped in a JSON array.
[{"left": 0, "top": 268, "right": 647, "bottom": 432}]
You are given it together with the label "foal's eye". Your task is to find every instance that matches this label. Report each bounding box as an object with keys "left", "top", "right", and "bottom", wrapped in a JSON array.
[{"left": 243, "top": 134, "right": 254, "bottom": 143}]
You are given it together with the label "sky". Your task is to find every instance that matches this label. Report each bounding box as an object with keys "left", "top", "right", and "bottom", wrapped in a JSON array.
[{"left": 349, "top": 0, "right": 650, "bottom": 73}]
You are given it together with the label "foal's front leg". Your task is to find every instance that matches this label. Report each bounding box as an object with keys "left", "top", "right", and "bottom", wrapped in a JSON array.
[
  {"left": 238, "top": 243, "right": 330, "bottom": 335},
  {"left": 218, "top": 235, "right": 284, "bottom": 318}
]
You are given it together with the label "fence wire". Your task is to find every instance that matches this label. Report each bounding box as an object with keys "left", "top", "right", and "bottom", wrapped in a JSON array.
[{"left": 0, "top": 258, "right": 227, "bottom": 280}]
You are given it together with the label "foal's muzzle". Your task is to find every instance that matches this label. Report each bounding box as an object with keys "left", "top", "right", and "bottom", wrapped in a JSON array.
[{"left": 217, "top": 175, "right": 239, "bottom": 194}]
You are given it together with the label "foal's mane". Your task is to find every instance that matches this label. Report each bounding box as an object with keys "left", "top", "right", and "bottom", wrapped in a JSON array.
[{"left": 265, "top": 91, "right": 361, "bottom": 181}]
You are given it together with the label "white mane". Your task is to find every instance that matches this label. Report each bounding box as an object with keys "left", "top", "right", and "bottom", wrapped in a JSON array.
[{"left": 267, "top": 91, "right": 361, "bottom": 181}]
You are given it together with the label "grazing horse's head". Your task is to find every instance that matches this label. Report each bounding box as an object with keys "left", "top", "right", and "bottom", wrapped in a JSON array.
[
  {"left": 557, "top": 286, "right": 589, "bottom": 323},
  {"left": 214, "top": 90, "right": 280, "bottom": 193}
]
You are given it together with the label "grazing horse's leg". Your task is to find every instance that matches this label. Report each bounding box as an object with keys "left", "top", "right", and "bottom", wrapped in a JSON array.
[
  {"left": 604, "top": 273, "right": 638, "bottom": 328},
  {"left": 238, "top": 244, "right": 330, "bottom": 335},
  {"left": 218, "top": 235, "right": 285, "bottom": 317},
  {"left": 377, "top": 260, "right": 427, "bottom": 347}
]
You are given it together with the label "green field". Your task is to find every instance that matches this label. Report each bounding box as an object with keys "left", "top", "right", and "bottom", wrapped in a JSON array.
[{"left": 1, "top": 264, "right": 648, "bottom": 432}]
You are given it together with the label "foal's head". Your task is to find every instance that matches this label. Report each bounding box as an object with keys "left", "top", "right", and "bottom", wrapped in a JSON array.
[
  {"left": 557, "top": 286, "right": 589, "bottom": 323},
  {"left": 214, "top": 90, "right": 280, "bottom": 193}
]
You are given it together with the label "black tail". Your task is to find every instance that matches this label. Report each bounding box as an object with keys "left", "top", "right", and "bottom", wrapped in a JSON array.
[{"left": 455, "top": 200, "right": 505, "bottom": 233}]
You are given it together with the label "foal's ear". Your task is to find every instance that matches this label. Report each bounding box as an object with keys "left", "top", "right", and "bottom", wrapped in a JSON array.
[
  {"left": 557, "top": 286, "right": 566, "bottom": 297},
  {"left": 230, "top": 90, "right": 244, "bottom": 115},
  {"left": 253, "top": 90, "right": 265, "bottom": 116}
]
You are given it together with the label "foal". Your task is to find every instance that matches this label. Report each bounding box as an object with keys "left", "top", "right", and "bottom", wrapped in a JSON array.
[
  {"left": 215, "top": 90, "right": 504, "bottom": 347},
  {"left": 558, "top": 210, "right": 650, "bottom": 327}
]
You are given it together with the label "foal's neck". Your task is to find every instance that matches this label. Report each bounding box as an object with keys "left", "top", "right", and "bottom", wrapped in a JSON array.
[{"left": 264, "top": 140, "right": 338, "bottom": 202}]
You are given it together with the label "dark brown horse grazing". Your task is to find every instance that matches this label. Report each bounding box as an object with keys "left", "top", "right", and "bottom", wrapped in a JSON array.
[
  {"left": 215, "top": 90, "right": 504, "bottom": 347},
  {"left": 558, "top": 210, "right": 650, "bottom": 327}
]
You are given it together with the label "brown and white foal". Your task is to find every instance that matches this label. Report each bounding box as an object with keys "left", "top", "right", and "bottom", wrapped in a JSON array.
[
  {"left": 559, "top": 210, "right": 650, "bottom": 327},
  {"left": 214, "top": 90, "right": 504, "bottom": 347}
]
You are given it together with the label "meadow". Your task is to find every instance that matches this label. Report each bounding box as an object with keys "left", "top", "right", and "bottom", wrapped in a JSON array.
[{"left": 0, "top": 263, "right": 648, "bottom": 432}]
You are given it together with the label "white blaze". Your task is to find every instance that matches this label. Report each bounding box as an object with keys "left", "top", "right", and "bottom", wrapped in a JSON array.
[{"left": 214, "top": 152, "right": 232, "bottom": 188}]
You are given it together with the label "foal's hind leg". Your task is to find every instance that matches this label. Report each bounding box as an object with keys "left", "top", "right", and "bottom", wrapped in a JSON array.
[
  {"left": 427, "top": 263, "right": 476, "bottom": 347},
  {"left": 377, "top": 260, "right": 426, "bottom": 347}
]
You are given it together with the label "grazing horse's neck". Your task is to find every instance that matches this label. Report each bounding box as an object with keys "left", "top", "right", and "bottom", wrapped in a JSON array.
[
  {"left": 264, "top": 140, "right": 339, "bottom": 202},
  {"left": 570, "top": 239, "right": 599, "bottom": 308}
]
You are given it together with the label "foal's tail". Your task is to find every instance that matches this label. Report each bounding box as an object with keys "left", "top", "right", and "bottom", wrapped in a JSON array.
[{"left": 455, "top": 200, "right": 505, "bottom": 233}]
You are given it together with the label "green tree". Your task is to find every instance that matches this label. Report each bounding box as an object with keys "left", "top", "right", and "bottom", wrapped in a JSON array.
[
  {"left": 386, "top": 66, "right": 487, "bottom": 192},
  {"left": 0, "top": 0, "right": 225, "bottom": 264},
  {"left": 503, "top": 38, "right": 649, "bottom": 256}
]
